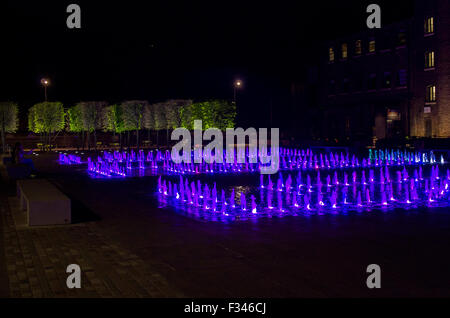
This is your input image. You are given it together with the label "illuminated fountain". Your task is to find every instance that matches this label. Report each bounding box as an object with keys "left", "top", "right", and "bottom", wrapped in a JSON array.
[
  {"left": 85, "top": 147, "right": 441, "bottom": 179},
  {"left": 59, "top": 153, "right": 82, "bottom": 164},
  {"left": 157, "top": 164, "right": 450, "bottom": 222}
]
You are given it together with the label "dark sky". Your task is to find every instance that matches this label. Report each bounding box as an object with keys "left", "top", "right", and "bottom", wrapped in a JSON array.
[{"left": 0, "top": 0, "right": 414, "bottom": 127}]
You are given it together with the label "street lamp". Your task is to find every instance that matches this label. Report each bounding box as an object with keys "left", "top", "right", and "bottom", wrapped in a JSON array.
[
  {"left": 233, "top": 79, "right": 242, "bottom": 104},
  {"left": 40, "top": 78, "right": 50, "bottom": 101}
]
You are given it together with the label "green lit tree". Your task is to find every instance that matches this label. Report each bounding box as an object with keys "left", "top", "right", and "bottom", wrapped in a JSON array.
[
  {"left": 211, "top": 100, "right": 237, "bottom": 130},
  {"left": 102, "top": 104, "right": 125, "bottom": 148},
  {"left": 67, "top": 105, "right": 84, "bottom": 149},
  {"left": 153, "top": 102, "right": 167, "bottom": 145},
  {"left": 0, "top": 102, "right": 19, "bottom": 153},
  {"left": 180, "top": 100, "right": 236, "bottom": 130},
  {"left": 77, "top": 101, "right": 107, "bottom": 150},
  {"left": 166, "top": 99, "right": 193, "bottom": 129},
  {"left": 121, "top": 100, "right": 148, "bottom": 149},
  {"left": 28, "top": 102, "right": 65, "bottom": 150},
  {"left": 165, "top": 99, "right": 192, "bottom": 145},
  {"left": 143, "top": 103, "right": 155, "bottom": 144}
]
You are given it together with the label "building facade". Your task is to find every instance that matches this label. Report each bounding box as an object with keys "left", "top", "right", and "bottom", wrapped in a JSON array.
[{"left": 318, "top": 0, "right": 450, "bottom": 140}]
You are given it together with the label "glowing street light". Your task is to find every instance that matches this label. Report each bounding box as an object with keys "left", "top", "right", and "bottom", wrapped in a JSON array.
[
  {"left": 41, "top": 78, "right": 50, "bottom": 101},
  {"left": 233, "top": 79, "right": 243, "bottom": 104}
]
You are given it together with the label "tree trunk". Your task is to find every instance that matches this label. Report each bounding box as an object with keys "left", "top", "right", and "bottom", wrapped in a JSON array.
[
  {"left": 136, "top": 129, "right": 139, "bottom": 150},
  {"left": 87, "top": 130, "right": 91, "bottom": 151},
  {"left": 39, "top": 133, "right": 43, "bottom": 151},
  {"left": 94, "top": 131, "right": 96, "bottom": 150},
  {"left": 166, "top": 129, "right": 169, "bottom": 147},
  {"left": 156, "top": 130, "right": 159, "bottom": 146}
]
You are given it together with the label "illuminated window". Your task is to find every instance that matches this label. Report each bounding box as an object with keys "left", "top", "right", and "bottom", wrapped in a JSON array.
[
  {"left": 341, "top": 43, "right": 348, "bottom": 59},
  {"left": 369, "top": 39, "right": 376, "bottom": 53},
  {"left": 424, "top": 17, "right": 434, "bottom": 34},
  {"left": 355, "top": 40, "right": 362, "bottom": 55},
  {"left": 329, "top": 47, "right": 335, "bottom": 62},
  {"left": 425, "top": 51, "right": 435, "bottom": 68},
  {"left": 426, "top": 85, "right": 436, "bottom": 102}
]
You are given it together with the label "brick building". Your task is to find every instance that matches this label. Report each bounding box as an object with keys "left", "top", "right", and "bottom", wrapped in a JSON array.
[{"left": 318, "top": 0, "right": 450, "bottom": 140}]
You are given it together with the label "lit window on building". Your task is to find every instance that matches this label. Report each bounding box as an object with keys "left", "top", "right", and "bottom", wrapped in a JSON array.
[
  {"left": 424, "top": 17, "right": 434, "bottom": 34},
  {"left": 396, "top": 69, "right": 407, "bottom": 87},
  {"left": 425, "top": 51, "right": 435, "bottom": 68},
  {"left": 383, "top": 72, "right": 391, "bottom": 89},
  {"left": 387, "top": 110, "right": 401, "bottom": 120},
  {"left": 368, "top": 39, "right": 376, "bottom": 53},
  {"left": 355, "top": 40, "right": 362, "bottom": 55},
  {"left": 341, "top": 43, "right": 348, "bottom": 59},
  {"left": 368, "top": 74, "right": 377, "bottom": 90},
  {"left": 397, "top": 32, "right": 407, "bottom": 46},
  {"left": 329, "top": 47, "right": 335, "bottom": 62},
  {"left": 426, "top": 85, "right": 436, "bottom": 102}
]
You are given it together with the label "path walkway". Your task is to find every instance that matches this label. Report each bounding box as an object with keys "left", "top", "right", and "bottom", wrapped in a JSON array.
[{"left": 0, "top": 177, "right": 183, "bottom": 298}]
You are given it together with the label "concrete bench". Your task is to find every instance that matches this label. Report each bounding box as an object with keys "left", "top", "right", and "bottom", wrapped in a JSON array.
[{"left": 16, "top": 179, "right": 71, "bottom": 226}]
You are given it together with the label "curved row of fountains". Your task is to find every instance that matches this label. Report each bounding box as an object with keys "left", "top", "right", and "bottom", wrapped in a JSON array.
[
  {"left": 82, "top": 148, "right": 441, "bottom": 178},
  {"left": 58, "top": 153, "right": 82, "bottom": 165},
  {"left": 156, "top": 165, "right": 450, "bottom": 221}
]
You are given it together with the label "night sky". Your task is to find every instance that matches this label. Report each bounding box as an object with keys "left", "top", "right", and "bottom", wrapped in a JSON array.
[{"left": 0, "top": 0, "right": 414, "bottom": 128}]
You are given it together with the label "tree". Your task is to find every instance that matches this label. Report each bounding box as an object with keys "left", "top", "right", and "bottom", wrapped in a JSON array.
[
  {"left": 166, "top": 99, "right": 192, "bottom": 129},
  {"left": 180, "top": 100, "right": 236, "bottom": 130},
  {"left": 121, "top": 100, "right": 147, "bottom": 149},
  {"left": 67, "top": 105, "right": 84, "bottom": 149},
  {"left": 143, "top": 103, "right": 155, "bottom": 144},
  {"left": 0, "top": 102, "right": 19, "bottom": 153},
  {"left": 153, "top": 102, "right": 167, "bottom": 145},
  {"left": 76, "top": 101, "right": 107, "bottom": 150},
  {"left": 102, "top": 104, "right": 125, "bottom": 148},
  {"left": 67, "top": 106, "right": 83, "bottom": 133},
  {"left": 28, "top": 106, "right": 37, "bottom": 135},
  {"left": 164, "top": 99, "right": 192, "bottom": 145},
  {"left": 28, "top": 102, "right": 65, "bottom": 150},
  {"left": 210, "top": 100, "right": 237, "bottom": 130},
  {"left": 102, "top": 104, "right": 124, "bottom": 135}
]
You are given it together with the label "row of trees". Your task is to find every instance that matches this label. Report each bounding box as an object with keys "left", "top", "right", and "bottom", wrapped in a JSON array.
[
  {"left": 64, "top": 100, "right": 194, "bottom": 149},
  {"left": 0, "top": 99, "right": 236, "bottom": 151}
]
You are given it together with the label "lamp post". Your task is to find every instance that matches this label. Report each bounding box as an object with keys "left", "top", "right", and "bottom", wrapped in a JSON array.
[
  {"left": 41, "top": 78, "right": 50, "bottom": 101},
  {"left": 233, "top": 79, "right": 242, "bottom": 104}
]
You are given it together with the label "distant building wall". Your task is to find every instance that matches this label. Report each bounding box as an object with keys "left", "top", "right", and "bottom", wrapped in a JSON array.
[{"left": 317, "top": 0, "right": 450, "bottom": 139}]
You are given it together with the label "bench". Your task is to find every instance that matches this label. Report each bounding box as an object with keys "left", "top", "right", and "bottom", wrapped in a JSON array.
[{"left": 16, "top": 179, "right": 71, "bottom": 226}]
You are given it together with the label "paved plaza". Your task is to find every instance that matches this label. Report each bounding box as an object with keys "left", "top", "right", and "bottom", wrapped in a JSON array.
[{"left": 1, "top": 153, "right": 450, "bottom": 298}]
